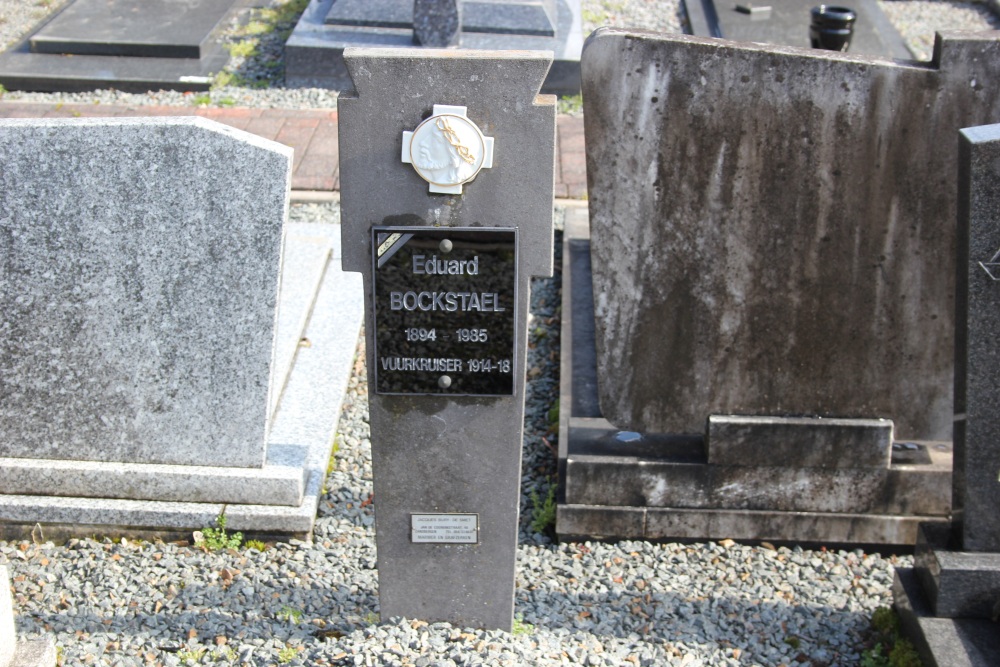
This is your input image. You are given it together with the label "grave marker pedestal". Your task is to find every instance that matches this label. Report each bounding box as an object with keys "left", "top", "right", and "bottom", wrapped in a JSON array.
[{"left": 339, "top": 48, "right": 555, "bottom": 631}]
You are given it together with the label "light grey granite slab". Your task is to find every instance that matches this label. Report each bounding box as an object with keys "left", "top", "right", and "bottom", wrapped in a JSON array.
[
  {"left": 0, "top": 222, "right": 365, "bottom": 536},
  {"left": 0, "top": 455, "right": 305, "bottom": 506},
  {"left": 0, "top": 117, "right": 291, "bottom": 468},
  {"left": 1, "top": 566, "right": 13, "bottom": 667}
]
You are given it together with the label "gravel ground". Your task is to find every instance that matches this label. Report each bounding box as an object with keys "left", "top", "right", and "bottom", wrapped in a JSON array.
[
  {"left": 2, "top": 204, "right": 914, "bottom": 667},
  {"left": 1, "top": 0, "right": 995, "bottom": 664}
]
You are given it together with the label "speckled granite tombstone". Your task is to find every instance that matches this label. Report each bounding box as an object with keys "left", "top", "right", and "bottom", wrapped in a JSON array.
[
  {"left": 0, "top": 117, "right": 365, "bottom": 538},
  {"left": 339, "top": 48, "right": 554, "bottom": 631},
  {"left": 0, "top": 117, "right": 286, "bottom": 468},
  {"left": 894, "top": 124, "right": 1000, "bottom": 667}
]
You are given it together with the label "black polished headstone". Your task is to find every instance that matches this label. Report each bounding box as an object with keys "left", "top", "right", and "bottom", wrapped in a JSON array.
[
  {"left": 684, "top": 0, "right": 912, "bottom": 59},
  {"left": 30, "top": 0, "right": 237, "bottom": 59},
  {"left": 288, "top": 0, "right": 580, "bottom": 94},
  {"left": 325, "top": 0, "right": 414, "bottom": 28},
  {"left": 0, "top": 0, "right": 241, "bottom": 92},
  {"left": 326, "top": 0, "right": 555, "bottom": 37}
]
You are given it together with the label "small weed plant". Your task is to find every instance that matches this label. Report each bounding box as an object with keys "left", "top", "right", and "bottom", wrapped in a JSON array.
[
  {"left": 177, "top": 647, "right": 207, "bottom": 664},
  {"left": 244, "top": 539, "right": 267, "bottom": 552},
  {"left": 277, "top": 645, "right": 299, "bottom": 664},
  {"left": 364, "top": 611, "right": 380, "bottom": 625},
  {"left": 196, "top": 514, "right": 243, "bottom": 552},
  {"left": 213, "top": 646, "right": 237, "bottom": 662},
  {"left": 861, "top": 607, "right": 923, "bottom": 667},
  {"left": 557, "top": 93, "right": 583, "bottom": 115},
  {"left": 277, "top": 605, "right": 303, "bottom": 624},
  {"left": 547, "top": 400, "right": 560, "bottom": 432},
  {"left": 512, "top": 614, "right": 534, "bottom": 636},
  {"left": 530, "top": 481, "right": 558, "bottom": 535}
]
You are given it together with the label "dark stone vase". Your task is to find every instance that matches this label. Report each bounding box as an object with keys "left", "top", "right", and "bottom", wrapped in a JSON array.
[{"left": 810, "top": 5, "right": 856, "bottom": 52}]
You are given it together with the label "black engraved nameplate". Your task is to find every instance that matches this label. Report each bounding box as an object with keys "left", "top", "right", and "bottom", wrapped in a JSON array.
[{"left": 372, "top": 227, "right": 517, "bottom": 395}]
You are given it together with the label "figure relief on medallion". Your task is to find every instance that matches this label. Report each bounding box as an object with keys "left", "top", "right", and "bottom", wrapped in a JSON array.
[{"left": 402, "top": 105, "right": 495, "bottom": 194}]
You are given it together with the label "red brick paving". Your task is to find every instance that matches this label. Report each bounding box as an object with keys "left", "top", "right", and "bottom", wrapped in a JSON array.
[{"left": 0, "top": 100, "right": 586, "bottom": 197}]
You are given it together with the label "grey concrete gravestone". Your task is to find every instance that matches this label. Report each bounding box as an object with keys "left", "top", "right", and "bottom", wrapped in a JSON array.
[
  {"left": 557, "top": 28, "right": 1000, "bottom": 547},
  {"left": 584, "top": 29, "right": 1000, "bottom": 443},
  {"left": 339, "top": 48, "right": 554, "bottom": 631},
  {"left": 893, "top": 123, "right": 1000, "bottom": 667}
]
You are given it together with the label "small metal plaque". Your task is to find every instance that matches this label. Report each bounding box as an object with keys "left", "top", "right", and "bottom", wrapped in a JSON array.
[
  {"left": 411, "top": 513, "right": 479, "bottom": 544},
  {"left": 372, "top": 227, "right": 517, "bottom": 396}
]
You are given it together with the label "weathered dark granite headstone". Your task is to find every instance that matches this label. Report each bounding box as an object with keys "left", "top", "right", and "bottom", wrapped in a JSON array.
[
  {"left": 413, "top": 0, "right": 462, "bottom": 46},
  {"left": 0, "top": 0, "right": 240, "bottom": 91},
  {"left": 338, "top": 48, "right": 554, "bottom": 631},
  {"left": 586, "top": 28, "right": 1000, "bottom": 444},
  {"left": 893, "top": 123, "right": 1000, "bottom": 667},
  {"left": 558, "top": 28, "right": 1000, "bottom": 547}
]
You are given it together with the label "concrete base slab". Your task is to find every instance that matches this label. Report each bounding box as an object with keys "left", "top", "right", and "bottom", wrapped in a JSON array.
[
  {"left": 556, "top": 208, "right": 952, "bottom": 547},
  {"left": 894, "top": 567, "right": 1000, "bottom": 667},
  {"left": 707, "top": 414, "right": 894, "bottom": 468},
  {"left": 559, "top": 504, "right": 944, "bottom": 545},
  {"left": 0, "top": 222, "right": 364, "bottom": 538},
  {"left": 284, "top": 0, "right": 583, "bottom": 95},
  {"left": 0, "top": 0, "right": 251, "bottom": 92}
]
